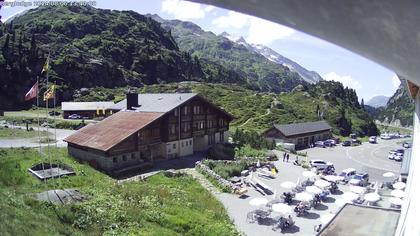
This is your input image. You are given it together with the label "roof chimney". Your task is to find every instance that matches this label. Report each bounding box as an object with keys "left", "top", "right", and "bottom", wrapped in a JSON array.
[{"left": 126, "top": 92, "right": 139, "bottom": 110}]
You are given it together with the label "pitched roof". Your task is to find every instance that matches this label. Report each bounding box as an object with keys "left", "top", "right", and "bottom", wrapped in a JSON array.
[
  {"left": 64, "top": 111, "right": 164, "bottom": 151},
  {"left": 113, "top": 93, "right": 197, "bottom": 112},
  {"left": 272, "top": 120, "right": 332, "bottom": 137},
  {"left": 62, "top": 101, "right": 115, "bottom": 111}
]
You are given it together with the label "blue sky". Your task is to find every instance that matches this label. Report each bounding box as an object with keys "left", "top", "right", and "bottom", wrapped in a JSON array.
[{"left": 1, "top": 0, "right": 400, "bottom": 101}]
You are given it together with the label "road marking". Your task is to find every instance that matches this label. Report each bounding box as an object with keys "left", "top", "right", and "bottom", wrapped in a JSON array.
[{"left": 345, "top": 147, "right": 397, "bottom": 172}]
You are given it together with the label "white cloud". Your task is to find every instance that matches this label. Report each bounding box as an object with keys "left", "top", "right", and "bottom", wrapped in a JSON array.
[
  {"left": 212, "top": 11, "right": 295, "bottom": 45},
  {"left": 161, "top": 0, "right": 205, "bottom": 20},
  {"left": 323, "top": 72, "right": 362, "bottom": 90},
  {"left": 212, "top": 11, "right": 249, "bottom": 29},
  {"left": 247, "top": 17, "right": 295, "bottom": 45},
  {"left": 391, "top": 74, "right": 401, "bottom": 88}
]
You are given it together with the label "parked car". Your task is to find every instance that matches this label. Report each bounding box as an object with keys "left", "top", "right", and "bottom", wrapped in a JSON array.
[
  {"left": 349, "top": 173, "right": 369, "bottom": 186},
  {"left": 339, "top": 168, "right": 357, "bottom": 182},
  {"left": 394, "top": 152, "right": 404, "bottom": 161},
  {"left": 368, "top": 136, "right": 377, "bottom": 144},
  {"left": 309, "top": 159, "right": 334, "bottom": 170},
  {"left": 381, "top": 134, "right": 391, "bottom": 140},
  {"left": 342, "top": 140, "right": 351, "bottom": 147},
  {"left": 403, "top": 142, "right": 412, "bottom": 148},
  {"left": 68, "top": 114, "right": 81, "bottom": 119},
  {"left": 49, "top": 111, "right": 61, "bottom": 116},
  {"left": 324, "top": 139, "right": 336, "bottom": 146},
  {"left": 351, "top": 139, "right": 361, "bottom": 145},
  {"left": 350, "top": 133, "right": 357, "bottom": 139},
  {"left": 315, "top": 141, "right": 326, "bottom": 148},
  {"left": 388, "top": 151, "right": 397, "bottom": 160}
]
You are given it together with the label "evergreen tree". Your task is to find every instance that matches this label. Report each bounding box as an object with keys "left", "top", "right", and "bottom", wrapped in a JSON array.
[{"left": 361, "top": 98, "right": 365, "bottom": 109}]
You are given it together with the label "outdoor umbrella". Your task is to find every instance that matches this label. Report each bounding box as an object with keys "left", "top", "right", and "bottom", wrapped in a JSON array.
[
  {"left": 342, "top": 192, "right": 358, "bottom": 202},
  {"left": 320, "top": 213, "right": 335, "bottom": 224},
  {"left": 281, "top": 181, "right": 297, "bottom": 189},
  {"left": 349, "top": 186, "right": 366, "bottom": 194},
  {"left": 306, "top": 186, "right": 323, "bottom": 194},
  {"left": 315, "top": 180, "right": 331, "bottom": 188},
  {"left": 296, "top": 192, "right": 313, "bottom": 202},
  {"left": 249, "top": 197, "right": 269, "bottom": 207},
  {"left": 272, "top": 203, "right": 292, "bottom": 216},
  {"left": 383, "top": 172, "right": 395, "bottom": 178},
  {"left": 389, "top": 197, "right": 404, "bottom": 206},
  {"left": 391, "top": 189, "right": 405, "bottom": 198},
  {"left": 364, "top": 193, "right": 381, "bottom": 203},
  {"left": 323, "top": 175, "right": 344, "bottom": 182},
  {"left": 302, "top": 171, "right": 316, "bottom": 178},
  {"left": 393, "top": 182, "right": 406, "bottom": 190}
]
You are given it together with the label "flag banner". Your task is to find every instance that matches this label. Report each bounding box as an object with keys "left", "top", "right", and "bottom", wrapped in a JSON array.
[
  {"left": 41, "top": 57, "right": 50, "bottom": 74},
  {"left": 24, "top": 81, "right": 38, "bottom": 101},
  {"left": 43, "top": 85, "right": 56, "bottom": 101}
]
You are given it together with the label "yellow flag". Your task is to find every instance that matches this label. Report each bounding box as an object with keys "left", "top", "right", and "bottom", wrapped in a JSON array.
[
  {"left": 43, "top": 85, "right": 55, "bottom": 101},
  {"left": 41, "top": 57, "right": 50, "bottom": 74}
]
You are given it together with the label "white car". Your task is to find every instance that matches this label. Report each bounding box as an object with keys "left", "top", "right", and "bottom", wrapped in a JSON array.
[
  {"left": 368, "top": 136, "right": 377, "bottom": 143},
  {"left": 309, "top": 159, "right": 334, "bottom": 170},
  {"left": 339, "top": 168, "right": 357, "bottom": 182},
  {"left": 388, "top": 151, "right": 396, "bottom": 160}
]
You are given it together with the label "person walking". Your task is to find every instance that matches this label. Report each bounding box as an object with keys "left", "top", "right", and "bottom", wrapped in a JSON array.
[
  {"left": 286, "top": 153, "right": 290, "bottom": 162},
  {"left": 283, "top": 152, "right": 286, "bottom": 162}
]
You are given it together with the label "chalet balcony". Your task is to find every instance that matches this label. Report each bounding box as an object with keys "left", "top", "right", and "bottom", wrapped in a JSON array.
[
  {"left": 193, "top": 129, "right": 205, "bottom": 136},
  {"left": 193, "top": 114, "right": 206, "bottom": 120},
  {"left": 181, "top": 115, "right": 192, "bottom": 121},
  {"left": 138, "top": 137, "right": 162, "bottom": 146},
  {"left": 181, "top": 132, "right": 192, "bottom": 139},
  {"left": 218, "top": 127, "right": 228, "bottom": 132}
]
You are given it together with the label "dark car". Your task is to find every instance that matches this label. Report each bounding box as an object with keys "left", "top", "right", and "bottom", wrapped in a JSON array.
[
  {"left": 342, "top": 140, "right": 351, "bottom": 146},
  {"left": 351, "top": 139, "right": 361, "bottom": 145},
  {"left": 403, "top": 142, "right": 412, "bottom": 148},
  {"left": 395, "top": 149, "right": 405, "bottom": 154},
  {"left": 49, "top": 111, "right": 61, "bottom": 116}
]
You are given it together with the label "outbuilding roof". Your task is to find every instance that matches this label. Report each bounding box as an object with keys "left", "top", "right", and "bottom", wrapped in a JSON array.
[
  {"left": 62, "top": 101, "right": 115, "bottom": 111},
  {"left": 64, "top": 111, "right": 164, "bottom": 151},
  {"left": 272, "top": 120, "right": 331, "bottom": 137},
  {"left": 113, "top": 93, "right": 197, "bottom": 112}
]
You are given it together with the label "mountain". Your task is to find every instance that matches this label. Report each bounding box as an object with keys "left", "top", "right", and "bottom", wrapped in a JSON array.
[
  {"left": 0, "top": 6, "right": 250, "bottom": 109},
  {"left": 378, "top": 82, "right": 414, "bottom": 127},
  {"left": 248, "top": 41, "right": 322, "bottom": 84},
  {"left": 151, "top": 14, "right": 309, "bottom": 93},
  {"left": 366, "top": 95, "right": 389, "bottom": 108}
]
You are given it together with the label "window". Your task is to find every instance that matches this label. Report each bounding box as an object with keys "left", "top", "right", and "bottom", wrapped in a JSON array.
[
  {"left": 193, "top": 105, "right": 201, "bottom": 114},
  {"left": 131, "top": 153, "right": 136, "bottom": 159},
  {"left": 189, "top": 140, "right": 192, "bottom": 145},
  {"left": 183, "top": 106, "right": 189, "bottom": 115},
  {"left": 174, "top": 109, "right": 179, "bottom": 117},
  {"left": 208, "top": 134, "right": 215, "bottom": 145},
  {"left": 220, "top": 132, "right": 224, "bottom": 142},
  {"left": 113, "top": 157, "right": 117, "bottom": 163},
  {"left": 169, "top": 124, "right": 176, "bottom": 135},
  {"left": 173, "top": 143, "right": 176, "bottom": 149},
  {"left": 152, "top": 127, "right": 160, "bottom": 137},
  {"left": 122, "top": 155, "right": 127, "bottom": 161}
]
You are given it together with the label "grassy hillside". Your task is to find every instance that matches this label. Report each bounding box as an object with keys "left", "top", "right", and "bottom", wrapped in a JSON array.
[
  {"left": 75, "top": 81, "right": 378, "bottom": 136},
  {"left": 0, "top": 147, "right": 237, "bottom": 235}
]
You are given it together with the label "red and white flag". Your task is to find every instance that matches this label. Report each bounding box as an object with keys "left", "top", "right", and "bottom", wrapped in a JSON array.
[{"left": 24, "top": 81, "right": 38, "bottom": 101}]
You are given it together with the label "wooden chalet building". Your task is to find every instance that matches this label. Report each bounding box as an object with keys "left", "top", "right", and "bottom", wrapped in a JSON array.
[
  {"left": 64, "top": 93, "right": 233, "bottom": 175},
  {"left": 263, "top": 121, "right": 332, "bottom": 149}
]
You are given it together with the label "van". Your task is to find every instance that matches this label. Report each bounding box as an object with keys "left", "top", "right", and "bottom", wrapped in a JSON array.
[{"left": 339, "top": 168, "right": 357, "bottom": 182}]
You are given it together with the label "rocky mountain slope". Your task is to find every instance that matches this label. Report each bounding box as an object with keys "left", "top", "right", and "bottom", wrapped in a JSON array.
[
  {"left": 378, "top": 81, "right": 414, "bottom": 127},
  {"left": 151, "top": 14, "right": 309, "bottom": 93},
  {"left": 0, "top": 6, "right": 249, "bottom": 109},
  {"left": 366, "top": 95, "right": 389, "bottom": 108}
]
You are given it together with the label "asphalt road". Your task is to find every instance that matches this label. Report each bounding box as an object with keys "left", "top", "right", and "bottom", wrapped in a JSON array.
[
  {"left": 0, "top": 125, "right": 75, "bottom": 148},
  {"left": 305, "top": 139, "right": 405, "bottom": 182}
]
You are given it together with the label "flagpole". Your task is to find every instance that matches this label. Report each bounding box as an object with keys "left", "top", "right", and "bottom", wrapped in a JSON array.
[{"left": 45, "top": 54, "right": 52, "bottom": 180}]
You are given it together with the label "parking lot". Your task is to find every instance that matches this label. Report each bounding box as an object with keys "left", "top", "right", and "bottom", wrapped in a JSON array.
[{"left": 215, "top": 138, "right": 406, "bottom": 236}]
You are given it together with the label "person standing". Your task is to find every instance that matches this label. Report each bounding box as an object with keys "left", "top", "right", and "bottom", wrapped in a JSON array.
[{"left": 283, "top": 152, "right": 286, "bottom": 162}]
